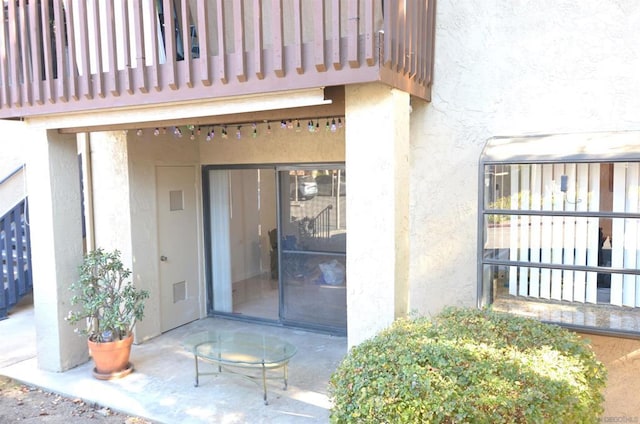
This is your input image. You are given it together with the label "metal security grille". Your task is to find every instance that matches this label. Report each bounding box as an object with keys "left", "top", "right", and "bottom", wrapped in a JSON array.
[{"left": 0, "top": 198, "right": 32, "bottom": 320}]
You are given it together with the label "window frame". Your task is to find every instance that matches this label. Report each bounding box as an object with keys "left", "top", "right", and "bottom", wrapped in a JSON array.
[{"left": 478, "top": 132, "right": 640, "bottom": 337}]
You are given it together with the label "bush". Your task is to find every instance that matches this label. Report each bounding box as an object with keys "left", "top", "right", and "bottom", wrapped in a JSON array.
[{"left": 329, "top": 308, "right": 606, "bottom": 423}]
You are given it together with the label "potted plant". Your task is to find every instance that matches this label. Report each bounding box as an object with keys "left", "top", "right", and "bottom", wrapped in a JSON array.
[{"left": 66, "top": 248, "right": 149, "bottom": 380}]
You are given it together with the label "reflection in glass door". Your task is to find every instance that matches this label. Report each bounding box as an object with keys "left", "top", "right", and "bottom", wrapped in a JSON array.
[
  {"left": 208, "top": 168, "right": 279, "bottom": 320},
  {"left": 206, "top": 165, "right": 347, "bottom": 332},
  {"left": 279, "top": 168, "right": 347, "bottom": 331}
]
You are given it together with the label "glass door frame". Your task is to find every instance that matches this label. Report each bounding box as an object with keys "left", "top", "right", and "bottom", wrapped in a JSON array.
[
  {"left": 276, "top": 164, "right": 347, "bottom": 335},
  {"left": 202, "top": 162, "right": 346, "bottom": 335}
]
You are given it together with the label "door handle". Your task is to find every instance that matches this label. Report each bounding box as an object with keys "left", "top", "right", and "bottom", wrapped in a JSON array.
[{"left": 160, "top": 255, "right": 168, "bottom": 262}]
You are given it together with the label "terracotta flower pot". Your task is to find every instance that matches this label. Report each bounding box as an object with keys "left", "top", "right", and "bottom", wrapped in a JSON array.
[{"left": 88, "top": 334, "right": 134, "bottom": 379}]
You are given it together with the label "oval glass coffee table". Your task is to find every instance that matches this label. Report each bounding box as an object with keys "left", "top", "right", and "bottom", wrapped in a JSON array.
[{"left": 182, "top": 331, "right": 297, "bottom": 405}]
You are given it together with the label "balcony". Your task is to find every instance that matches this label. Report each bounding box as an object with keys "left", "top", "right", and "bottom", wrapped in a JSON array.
[{"left": 0, "top": 1, "right": 434, "bottom": 121}]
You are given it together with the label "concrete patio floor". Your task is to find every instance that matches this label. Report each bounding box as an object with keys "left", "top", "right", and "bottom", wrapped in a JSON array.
[
  {"left": 5, "top": 296, "right": 638, "bottom": 422},
  {"left": 0, "top": 297, "right": 348, "bottom": 423}
]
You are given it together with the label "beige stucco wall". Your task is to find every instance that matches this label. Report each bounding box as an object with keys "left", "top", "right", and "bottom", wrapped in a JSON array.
[
  {"left": 198, "top": 122, "right": 344, "bottom": 164},
  {"left": 580, "top": 333, "right": 640, "bottom": 418},
  {"left": 408, "top": 0, "right": 640, "bottom": 316},
  {"left": 346, "top": 83, "right": 410, "bottom": 346},
  {"left": 125, "top": 132, "right": 201, "bottom": 341}
]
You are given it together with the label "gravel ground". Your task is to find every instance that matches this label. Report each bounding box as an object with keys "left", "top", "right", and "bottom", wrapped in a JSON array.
[{"left": 0, "top": 375, "right": 155, "bottom": 423}]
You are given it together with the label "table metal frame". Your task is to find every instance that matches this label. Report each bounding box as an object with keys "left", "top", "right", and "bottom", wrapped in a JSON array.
[{"left": 185, "top": 333, "right": 296, "bottom": 405}]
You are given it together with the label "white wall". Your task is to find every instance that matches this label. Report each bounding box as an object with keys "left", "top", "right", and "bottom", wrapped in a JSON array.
[{"left": 408, "top": 0, "right": 640, "bottom": 315}]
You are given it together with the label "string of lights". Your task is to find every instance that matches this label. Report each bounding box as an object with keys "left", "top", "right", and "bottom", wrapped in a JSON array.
[{"left": 134, "top": 117, "right": 345, "bottom": 141}]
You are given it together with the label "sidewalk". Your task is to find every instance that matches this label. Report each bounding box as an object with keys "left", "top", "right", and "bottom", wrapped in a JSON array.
[{"left": 0, "top": 297, "right": 347, "bottom": 424}]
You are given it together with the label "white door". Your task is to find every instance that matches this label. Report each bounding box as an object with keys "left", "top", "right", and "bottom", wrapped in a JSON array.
[{"left": 157, "top": 166, "right": 200, "bottom": 331}]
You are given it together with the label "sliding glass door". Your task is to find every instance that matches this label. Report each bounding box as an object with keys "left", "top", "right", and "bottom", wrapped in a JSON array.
[
  {"left": 279, "top": 168, "right": 347, "bottom": 331},
  {"left": 207, "top": 168, "right": 278, "bottom": 320},
  {"left": 205, "top": 165, "right": 347, "bottom": 333}
]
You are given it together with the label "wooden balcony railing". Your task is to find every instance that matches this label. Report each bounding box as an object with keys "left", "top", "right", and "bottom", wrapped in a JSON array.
[{"left": 0, "top": 0, "right": 435, "bottom": 121}]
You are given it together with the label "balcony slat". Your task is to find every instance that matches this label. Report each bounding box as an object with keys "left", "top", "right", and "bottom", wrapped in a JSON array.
[
  {"left": 197, "top": 2, "right": 211, "bottom": 86},
  {"left": 89, "top": 0, "right": 105, "bottom": 98},
  {"left": 6, "top": 1, "right": 14, "bottom": 107},
  {"left": 364, "top": 0, "right": 375, "bottom": 66},
  {"left": 216, "top": 0, "right": 228, "bottom": 83},
  {"left": 18, "top": 0, "right": 30, "bottom": 106},
  {"left": 0, "top": 0, "right": 434, "bottom": 118},
  {"left": 253, "top": 0, "right": 264, "bottom": 79},
  {"left": 0, "top": 3, "right": 7, "bottom": 107},
  {"left": 105, "top": 0, "right": 120, "bottom": 96},
  {"left": 421, "top": 0, "right": 430, "bottom": 83},
  {"left": 180, "top": 0, "right": 193, "bottom": 87},
  {"left": 8, "top": 0, "right": 21, "bottom": 107},
  {"left": 313, "top": 3, "right": 326, "bottom": 72},
  {"left": 397, "top": 1, "right": 406, "bottom": 73},
  {"left": 162, "top": 0, "right": 177, "bottom": 89},
  {"left": 389, "top": 2, "right": 399, "bottom": 71},
  {"left": 425, "top": 0, "right": 436, "bottom": 87},
  {"left": 382, "top": 0, "right": 391, "bottom": 67},
  {"left": 119, "top": 0, "right": 134, "bottom": 94},
  {"left": 271, "top": 0, "right": 284, "bottom": 77},
  {"left": 77, "top": 2, "right": 92, "bottom": 99},
  {"left": 292, "top": 0, "right": 303, "bottom": 74},
  {"left": 30, "top": 1, "right": 44, "bottom": 105},
  {"left": 148, "top": 0, "right": 161, "bottom": 91},
  {"left": 131, "top": 0, "right": 148, "bottom": 93},
  {"left": 400, "top": 1, "right": 408, "bottom": 75},
  {"left": 331, "top": 0, "right": 341, "bottom": 70},
  {"left": 233, "top": 0, "right": 247, "bottom": 82},
  {"left": 64, "top": 3, "right": 79, "bottom": 100},
  {"left": 415, "top": 0, "right": 424, "bottom": 82},
  {"left": 53, "top": 1, "right": 68, "bottom": 102},
  {"left": 409, "top": 2, "right": 424, "bottom": 78},
  {"left": 347, "top": 0, "right": 359, "bottom": 68}
]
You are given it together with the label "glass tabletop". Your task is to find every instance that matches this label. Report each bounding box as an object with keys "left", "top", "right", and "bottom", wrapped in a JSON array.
[{"left": 182, "top": 331, "right": 297, "bottom": 365}]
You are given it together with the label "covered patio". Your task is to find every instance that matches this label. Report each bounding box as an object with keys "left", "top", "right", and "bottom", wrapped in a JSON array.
[{"left": 0, "top": 297, "right": 347, "bottom": 423}]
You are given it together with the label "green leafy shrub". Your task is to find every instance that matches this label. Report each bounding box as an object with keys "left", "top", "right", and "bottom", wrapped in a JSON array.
[
  {"left": 329, "top": 308, "right": 606, "bottom": 423},
  {"left": 66, "top": 248, "right": 149, "bottom": 342}
]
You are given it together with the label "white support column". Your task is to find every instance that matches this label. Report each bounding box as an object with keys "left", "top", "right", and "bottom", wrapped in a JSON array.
[
  {"left": 26, "top": 128, "right": 87, "bottom": 371},
  {"left": 345, "top": 84, "right": 410, "bottom": 347}
]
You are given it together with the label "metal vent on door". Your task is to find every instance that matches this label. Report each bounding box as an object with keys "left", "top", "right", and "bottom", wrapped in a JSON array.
[
  {"left": 169, "top": 190, "right": 184, "bottom": 211},
  {"left": 173, "top": 281, "right": 187, "bottom": 303}
]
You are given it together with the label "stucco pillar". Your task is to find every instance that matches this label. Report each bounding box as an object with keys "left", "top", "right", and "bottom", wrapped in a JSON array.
[
  {"left": 345, "top": 84, "right": 411, "bottom": 347},
  {"left": 26, "top": 128, "right": 87, "bottom": 371},
  {"left": 89, "top": 131, "right": 158, "bottom": 343}
]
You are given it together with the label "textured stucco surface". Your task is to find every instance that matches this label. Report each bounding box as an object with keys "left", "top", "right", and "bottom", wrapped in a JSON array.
[
  {"left": 581, "top": 333, "right": 640, "bottom": 419},
  {"left": 127, "top": 132, "right": 202, "bottom": 342},
  {"left": 25, "top": 129, "right": 86, "bottom": 371},
  {"left": 345, "top": 84, "right": 410, "bottom": 346},
  {"left": 408, "top": 0, "right": 640, "bottom": 316}
]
